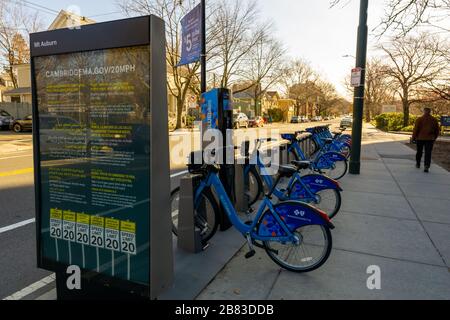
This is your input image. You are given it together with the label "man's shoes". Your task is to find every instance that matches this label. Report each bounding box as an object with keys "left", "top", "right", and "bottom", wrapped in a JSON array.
[
  {"left": 416, "top": 164, "right": 420, "bottom": 169},
  {"left": 424, "top": 167, "right": 430, "bottom": 173}
]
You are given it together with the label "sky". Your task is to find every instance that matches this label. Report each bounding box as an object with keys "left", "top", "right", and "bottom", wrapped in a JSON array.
[{"left": 30, "top": 0, "right": 389, "bottom": 98}]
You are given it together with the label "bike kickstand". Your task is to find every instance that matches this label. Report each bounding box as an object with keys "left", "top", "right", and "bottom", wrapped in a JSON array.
[{"left": 244, "top": 234, "right": 256, "bottom": 259}]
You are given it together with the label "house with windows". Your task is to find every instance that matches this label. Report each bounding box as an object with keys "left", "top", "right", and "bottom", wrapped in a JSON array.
[
  {"left": 2, "top": 10, "right": 95, "bottom": 103},
  {"left": 261, "top": 91, "right": 280, "bottom": 114},
  {"left": 0, "top": 73, "right": 14, "bottom": 102}
]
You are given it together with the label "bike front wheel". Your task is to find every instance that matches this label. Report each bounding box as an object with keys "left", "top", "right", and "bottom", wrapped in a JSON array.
[
  {"left": 248, "top": 166, "right": 263, "bottom": 206},
  {"left": 170, "top": 187, "right": 220, "bottom": 244},
  {"left": 312, "top": 189, "right": 341, "bottom": 219},
  {"left": 262, "top": 224, "right": 332, "bottom": 273},
  {"left": 317, "top": 158, "right": 348, "bottom": 180}
]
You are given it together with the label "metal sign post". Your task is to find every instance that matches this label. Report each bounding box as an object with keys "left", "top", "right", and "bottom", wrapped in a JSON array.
[
  {"left": 31, "top": 16, "right": 173, "bottom": 300},
  {"left": 349, "top": 0, "right": 369, "bottom": 175}
]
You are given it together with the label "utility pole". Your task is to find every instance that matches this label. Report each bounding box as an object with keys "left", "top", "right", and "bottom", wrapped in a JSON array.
[
  {"left": 349, "top": 0, "right": 369, "bottom": 175},
  {"left": 201, "top": 0, "right": 206, "bottom": 93}
]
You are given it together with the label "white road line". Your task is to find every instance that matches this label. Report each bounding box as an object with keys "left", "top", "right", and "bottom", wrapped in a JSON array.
[
  {"left": 0, "top": 170, "right": 188, "bottom": 235},
  {"left": 0, "top": 154, "right": 33, "bottom": 160},
  {"left": 0, "top": 218, "right": 35, "bottom": 234},
  {"left": 2, "top": 274, "right": 55, "bottom": 300},
  {"left": 0, "top": 170, "right": 190, "bottom": 300}
]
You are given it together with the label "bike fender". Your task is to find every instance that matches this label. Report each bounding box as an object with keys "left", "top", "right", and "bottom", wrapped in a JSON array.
[
  {"left": 320, "top": 151, "right": 347, "bottom": 162},
  {"left": 258, "top": 201, "right": 334, "bottom": 237},
  {"left": 292, "top": 174, "right": 343, "bottom": 194}
]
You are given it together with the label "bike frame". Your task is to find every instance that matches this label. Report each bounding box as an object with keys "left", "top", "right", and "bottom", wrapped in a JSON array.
[
  {"left": 244, "top": 153, "right": 317, "bottom": 203},
  {"left": 194, "top": 170, "right": 297, "bottom": 243}
]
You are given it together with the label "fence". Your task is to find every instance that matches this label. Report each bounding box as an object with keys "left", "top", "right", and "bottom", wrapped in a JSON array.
[{"left": 0, "top": 102, "right": 32, "bottom": 119}]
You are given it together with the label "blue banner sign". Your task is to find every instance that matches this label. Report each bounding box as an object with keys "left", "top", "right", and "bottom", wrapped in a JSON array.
[
  {"left": 441, "top": 116, "right": 450, "bottom": 127},
  {"left": 178, "top": 4, "right": 202, "bottom": 66}
]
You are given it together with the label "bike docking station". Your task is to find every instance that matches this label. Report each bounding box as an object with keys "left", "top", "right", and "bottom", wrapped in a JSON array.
[
  {"left": 31, "top": 16, "right": 173, "bottom": 300},
  {"left": 177, "top": 88, "right": 236, "bottom": 253}
]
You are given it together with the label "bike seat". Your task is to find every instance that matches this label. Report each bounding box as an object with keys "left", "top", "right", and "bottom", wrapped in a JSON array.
[
  {"left": 321, "top": 138, "right": 334, "bottom": 144},
  {"left": 278, "top": 165, "right": 297, "bottom": 178},
  {"left": 291, "top": 160, "right": 311, "bottom": 170}
]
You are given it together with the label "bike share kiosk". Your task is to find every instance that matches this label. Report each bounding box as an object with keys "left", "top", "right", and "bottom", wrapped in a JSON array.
[
  {"left": 200, "top": 88, "right": 234, "bottom": 230},
  {"left": 31, "top": 16, "right": 173, "bottom": 299}
]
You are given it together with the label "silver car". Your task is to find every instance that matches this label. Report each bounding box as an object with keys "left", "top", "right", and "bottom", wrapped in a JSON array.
[
  {"left": 0, "top": 110, "right": 14, "bottom": 130},
  {"left": 340, "top": 116, "right": 353, "bottom": 128}
]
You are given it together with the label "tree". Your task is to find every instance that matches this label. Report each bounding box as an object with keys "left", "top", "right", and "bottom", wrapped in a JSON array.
[
  {"left": 381, "top": 34, "right": 447, "bottom": 126},
  {"left": 0, "top": 1, "right": 42, "bottom": 87},
  {"left": 315, "top": 80, "right": 340, "bottom": 116},
  {"left": 119, "top": 0, "right": 201, "bottom": 129},
  {"left": 281, "top": 59, "right": 317, "bottom": 116},
  {"left": 239, "top": 32, "right": 285, "bottom": 115},
  {"left": 208, "top": 0, "right": 268, "bottom": 89},
  {"left": 364, "top": 58, "right": 395, "bottom": 121},
  {"left": 330, "top": 0, "right": 450, "bottom": 36}
]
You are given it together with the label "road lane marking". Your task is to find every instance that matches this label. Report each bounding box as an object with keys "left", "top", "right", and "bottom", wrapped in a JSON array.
[
  {"left": 0, "top": 170, "right": 190, "bottom": 299},
  {"left": 0, "top": 218, "right": 36, "bottom": 234},
  {"left": 0, "top": 154, "right": 33, "bottom": 160},
  {"left": 0, "top": 168, "right": 33, "bottom": 177},
  {"left": 2, "top": 274, "right": 55, "bottom": 300}
]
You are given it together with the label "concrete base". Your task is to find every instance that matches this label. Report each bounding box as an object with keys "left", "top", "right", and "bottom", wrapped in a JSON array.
[{"left": 198, "top": 124, "right": 450, "bottom": 300}]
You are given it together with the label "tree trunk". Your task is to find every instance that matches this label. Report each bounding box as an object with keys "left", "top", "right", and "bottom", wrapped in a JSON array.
[
  {"left": 176, "top": 96, "right": 184, "bottom": 129},
  {"left": 365, "top": 103, "right": 371, "bottom": 123},
  {"left": 402, "top": 98, "right": 409, "bottom": 128}
]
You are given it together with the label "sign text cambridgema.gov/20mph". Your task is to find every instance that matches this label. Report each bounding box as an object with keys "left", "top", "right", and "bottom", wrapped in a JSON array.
[{"left": 45, "top": 64, "right": 137, "bottom": 78}]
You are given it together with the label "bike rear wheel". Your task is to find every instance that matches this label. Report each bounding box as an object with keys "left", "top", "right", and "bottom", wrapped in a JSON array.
[
  {"left": 170, "top": 187, "right": 220, "bottom": 244},
  {"left": 262, "top": 224, "right": 332, "bottom": 273}
]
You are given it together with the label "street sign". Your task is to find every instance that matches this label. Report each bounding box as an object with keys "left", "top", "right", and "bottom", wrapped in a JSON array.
[
  {"left": 382, "top": 105, "right": 397, "bottom": 113},
  {"left": 178, "top": 4, "right": 202, "bottom": 66},
  {"left": 351, "top": 67, "right": 363, "bottom": 87},
  {"left": 30, "top": 16, "right": 173, "bottom": 299},
  {"left": 441, "top": 116, "right": 450, "bottom": 127}
]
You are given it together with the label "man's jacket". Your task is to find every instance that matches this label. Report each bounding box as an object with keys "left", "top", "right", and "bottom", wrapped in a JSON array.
[{"left": 413, "top": 115, "right": 440, "bottom": 141}]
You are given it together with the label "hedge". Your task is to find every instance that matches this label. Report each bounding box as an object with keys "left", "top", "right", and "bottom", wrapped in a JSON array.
[{"left": 374, "top": 113, "right": 418, "bottom": 131}]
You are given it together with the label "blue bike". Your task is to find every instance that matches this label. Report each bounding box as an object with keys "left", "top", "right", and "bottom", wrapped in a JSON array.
[
  {"left": 244, "top": 139, "right": 342, "bottom": 219},
  {"left": 307, "top": 126, "right": 352, "bottom": 159},
  {"left": 171, "top": 162, "right": 334, "bottom": 272},
  {"left": 284, "top": 133, "right": 348, "bottom": 180}
]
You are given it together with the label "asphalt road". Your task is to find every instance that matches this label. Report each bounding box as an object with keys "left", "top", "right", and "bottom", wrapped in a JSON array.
[{"left": 0, "top": 120, "right": 340, "bottom": 299}]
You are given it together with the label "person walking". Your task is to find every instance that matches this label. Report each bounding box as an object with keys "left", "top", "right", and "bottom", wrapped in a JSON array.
[{"left": 412, "top": 108, "right": 440, "bottom": 173}]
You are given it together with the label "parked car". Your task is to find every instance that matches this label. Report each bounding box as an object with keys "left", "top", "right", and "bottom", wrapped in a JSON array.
[
  {"left": 10, "top": 114, "right": 33, "bottom": 133},
  {"left": 233, "top": 113, "right": 249, "bottom": 129},
  {"left": 249, "top": 116, "right": 264, "bottom": 128},
  {"left": 0, "top": 109, "right": 14, "bottom": 130},
  {"left": 324, "top": 116, "right": 331, "bottom": 121},
  {"left": 290, "top": 116, "right": 301, "bottom": 124},
  {"left": 340, "top": 116, "right": 353, "bottom": 128}
]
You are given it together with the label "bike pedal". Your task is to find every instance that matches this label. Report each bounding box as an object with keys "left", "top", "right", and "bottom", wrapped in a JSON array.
[{"left": 245, "top": 250, "right": 256, "bottom": 259}]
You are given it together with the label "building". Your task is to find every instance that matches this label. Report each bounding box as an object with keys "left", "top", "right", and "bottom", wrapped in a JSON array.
[
  {"left": 2, "top": 64, "right": 32, "bottom": 103},
  {"left": 2, "top": 10, "right": 95, "bottom": 103},
  {"left": 261, "top": 91, "right": 280, "bottom": 114},
  {"left": 278, "top": 99, "right": 296, "bottom": 122},
  {"left": 0, "top": 74, "right": 14, "bottom": 102}
]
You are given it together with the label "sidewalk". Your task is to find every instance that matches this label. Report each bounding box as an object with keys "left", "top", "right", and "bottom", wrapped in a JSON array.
[{"left": 197, "top": 124, "right": 450, "bottom": 300}]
